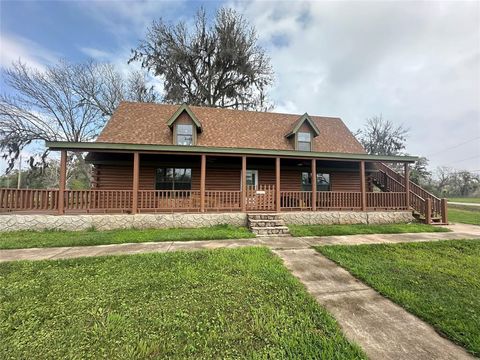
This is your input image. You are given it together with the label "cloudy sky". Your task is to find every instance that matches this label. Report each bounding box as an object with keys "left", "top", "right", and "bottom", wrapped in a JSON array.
[{"left": 1, "top": 0, "right": 479, "bottom": 174}]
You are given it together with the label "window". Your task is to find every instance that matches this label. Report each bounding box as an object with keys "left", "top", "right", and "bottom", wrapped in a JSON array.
[
  {"left": 176, "top": 124, "right": 193, "bottom": 145},
  {"left": 155, "top": 168, "right": 192, "bottom": 190},
  {"left": 297, "top": 132, "right": 311, "bottom": 151},
  {"left": 301, "top": 172, "right": 330, "bottom": 191},
  {"left": 241, "top": 170, "right": 258, "bottom": 190}
]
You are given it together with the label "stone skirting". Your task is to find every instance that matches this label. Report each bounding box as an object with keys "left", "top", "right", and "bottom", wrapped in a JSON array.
[
  {"left": 0, "top": 211, "right": 414, "bottom": 233},
  {"left": 0, "top": 213, "right": 248, "bottom": 233},
  {"left": 280, "top": 211, "right": 414, "bottom": 226}
]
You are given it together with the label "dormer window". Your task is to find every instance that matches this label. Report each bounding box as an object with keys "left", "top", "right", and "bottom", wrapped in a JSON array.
[
  {"left": 297, "top": 132, "right": 311, "bottom": 151},
  {"left": 285, "top": 113, "right": 320, "bottom": 152},
  {"left": 177, "top": 124, "right": 193, "bottom": 146},
  {"left": 167, "top": 104, "right": 203, "bottom": 146}
]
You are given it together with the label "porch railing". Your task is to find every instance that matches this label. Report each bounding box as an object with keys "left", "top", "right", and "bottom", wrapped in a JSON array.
[
  {"left": 65, "top": 190, "right": 133, "bottom": 212},
  {"left": 1, "top": 188, "right": 412, "bottom": 213},
  {"left": 0, "top": 188, "right": 59, "bottom": 212},
  {"left": 367, "top": 192, "right": 407, "bottom": 210},
  {"left": 280, "top": 191, "right": 312, "bottom": 210},
  {"left": 205, "top": 191, "right": 241, "bottom": 211},
  {"left": 316, "top": 191, "right": 362, "bottom": 210},
  {"left": 138, "top": 190, "right": 201, "bottom": 212}
]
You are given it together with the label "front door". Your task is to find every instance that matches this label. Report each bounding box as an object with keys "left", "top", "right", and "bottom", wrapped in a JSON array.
[{"left": 242, "top": 170, "right": 275, "bottom": 211}]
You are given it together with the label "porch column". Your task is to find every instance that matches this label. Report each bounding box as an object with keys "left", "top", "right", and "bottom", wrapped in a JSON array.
[
  {"left": 275, "top": 157, "right": 281, "bottom": 212},
  {"left": 241, "top": 156, "right": 247, "bottom": 212},
  {"left": 58, "top": 150, "right": 67, "bottom": 214},
  {"left": 311, "top": 159, "right": 317, "bottom": 211},
  {"left": 200, "top": 154, "right": 206, "bottom": 212},
  {"left": 360, "top": 160, "right": 366, "bottom": 211},
  {"left": 404, "top": 163, "right": 410, "bottom": 209},
  {"left": 132, "top": 152, "right": 140, "bottom": 214}
]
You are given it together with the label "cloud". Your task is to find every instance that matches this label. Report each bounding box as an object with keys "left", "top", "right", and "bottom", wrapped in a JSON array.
[
  {"left": 79, "top": 47, "right": 112, "bottom": 60},
  {"left": 231, "top": 0, "right": 480, "bottom": 171},
  {"left": 0, "top": 33, "right": 59, "bottom": 69},
  {"left": 74, "top": 0, "right": 187, "bottom": 42}
]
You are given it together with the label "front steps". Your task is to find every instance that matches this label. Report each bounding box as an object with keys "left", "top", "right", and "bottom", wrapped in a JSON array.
[{"left": 248, "top": 213, "right": 290, "bottom": 237}]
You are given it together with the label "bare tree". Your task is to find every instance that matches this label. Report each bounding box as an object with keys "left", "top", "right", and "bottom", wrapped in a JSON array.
[
  {"left": 0, "top": 60, "right": 158, "bottom": 174},
  {"left": 356, "top": 115, "right": 409, "bottom": 156},
  {"left": 130, "top": 7, "right": 274, "bottom": 110}
]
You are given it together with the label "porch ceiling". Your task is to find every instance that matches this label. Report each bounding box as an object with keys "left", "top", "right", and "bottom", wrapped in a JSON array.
[{"left": 46, "top": 141, "right": 418, "bottom": 163}]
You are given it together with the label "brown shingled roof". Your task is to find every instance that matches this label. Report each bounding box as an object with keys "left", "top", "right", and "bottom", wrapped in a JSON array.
[{"left": 96, "top": 102, "right": 366, "bottom": 154}]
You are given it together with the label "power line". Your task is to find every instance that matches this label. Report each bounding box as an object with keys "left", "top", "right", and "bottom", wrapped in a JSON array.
[
  {"left": 443, "top": 154, "right": 480, "bottom": 167},
  {"left": 425, "top": 136, "right": 480, "bottom": 157}
]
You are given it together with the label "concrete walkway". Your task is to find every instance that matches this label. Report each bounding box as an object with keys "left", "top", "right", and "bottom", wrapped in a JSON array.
[
  {"left": 1, "top": 223, "right": 478, "bottom": 359},
  {"left": 1, "top": 223, "right": 479, "bottom": 263},
  {"left": 274, "top": 248, "right": 473, "bottom": 360},
  {"left": 449, "top": 201, "right": 480, "bottom": 207}
]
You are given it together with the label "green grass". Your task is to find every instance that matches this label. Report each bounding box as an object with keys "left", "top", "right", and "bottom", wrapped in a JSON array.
[
  {"left": 448, "top": 206, "right": 480, "bottom": 226},
  {"left": 0, "top": 248, "right": 365, "bottom": 359},
  {"left": 288, "top": 223, "right": 450, "bottom": 237},
  {"left": 316, "top": 240, "right": 480, "bottom": 356},
  {"left": 0, "top": 224, "right": 255, "bottom": 250},
  {"left": 448, "top": 197, "right": 480, "bottom": 204}
]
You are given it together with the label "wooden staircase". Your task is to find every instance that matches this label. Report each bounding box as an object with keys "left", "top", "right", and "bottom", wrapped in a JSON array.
[
  {"left": 371, "top": 163, "right": 448, "bottom": 225},
  {"left": 248, "top": 213, "right": 291, "bottom": 237}
]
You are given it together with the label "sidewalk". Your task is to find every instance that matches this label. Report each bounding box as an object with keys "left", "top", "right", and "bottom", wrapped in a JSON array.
[
  {"left": 1, "top": 223, "right": 479, "bottom": 263},
  {"left": 274, "top": 248, "right": 473, "bottom": 360}
]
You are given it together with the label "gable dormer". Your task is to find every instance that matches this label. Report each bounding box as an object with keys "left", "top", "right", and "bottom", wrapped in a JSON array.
[
  {"left": 285, "top": 113, "right": 320, "bottom": 151},
  {"left": 167, "top": 104, "right": 203, "bottom": 146}
]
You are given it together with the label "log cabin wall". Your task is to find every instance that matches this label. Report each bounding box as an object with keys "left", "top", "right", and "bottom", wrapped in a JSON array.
[{"left": 93, "top": 163, "right": 364, "bottom": 192}]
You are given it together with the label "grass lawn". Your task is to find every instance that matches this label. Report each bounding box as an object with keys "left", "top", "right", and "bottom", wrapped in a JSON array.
[
  {"left": 448, "top": 197, "right": 480, "bottom": 204},
  {"left": 316, "top": 240, "right": 480, "bottom": 356},
  {"left": 288, "top": 223, "right": 450, "bottom": 237},
  {"left": 0, "top": 248, "right": 365, "bottom": 359},
  {"left": 0, "top": 224, "right": 255, "bottom": 250},
  {"left": 448, "top": 206, "right": 480, "bottom": 226}
]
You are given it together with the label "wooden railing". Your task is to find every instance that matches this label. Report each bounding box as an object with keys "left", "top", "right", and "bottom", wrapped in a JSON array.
[
  {"left": 138, "top": 190, "right": 201, "bottom": 212},
  {"left": 0, "top": 187, "right": 425, "bottom": 215},
  {"left": 246, "top": 185, "right": 275, "bottom": 211},
  {"left": 64, "top": 190, "right": 133, "bottom": 212},
  {"left": 317, "top": 192, "right": 362, "bottom": 210},
  {"left": 373, "top": 163, "right": 447, "bottom": 219},
  {"left": 280, "top": 191, "right": 312, "bottom": 210},
  {"left": 205, "top": 191, "right": 241, "bottom": 211},
  {"left": 367, "top": 192, "right": 407, "bottom": 210},
  {"left": 0, "top": 188, "right": 59, "bottom": 212}
]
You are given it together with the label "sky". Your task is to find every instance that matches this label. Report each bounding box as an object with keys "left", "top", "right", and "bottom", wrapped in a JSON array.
[{"left": 1, "top": 0, "right": 479, "bottom": 175}]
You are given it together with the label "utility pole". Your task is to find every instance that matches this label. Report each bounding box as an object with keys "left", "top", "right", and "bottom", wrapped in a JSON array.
[{"left": 17, "top": 154, "right": 22, "bottom": 189}]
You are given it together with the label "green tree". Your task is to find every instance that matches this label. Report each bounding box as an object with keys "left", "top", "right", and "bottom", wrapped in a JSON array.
[{"left": 130, "top": 7, "right": 274, "bottom": 110}]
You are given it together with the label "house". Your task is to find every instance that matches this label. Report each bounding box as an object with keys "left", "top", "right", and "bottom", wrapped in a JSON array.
[{"left": 0, "top": 102, "right": 447, "bottom": 225}]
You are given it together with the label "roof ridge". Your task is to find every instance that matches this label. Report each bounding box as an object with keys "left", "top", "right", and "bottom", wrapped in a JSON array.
[{"left": 117, "top": 100, "right": 342, "bottom": 120}]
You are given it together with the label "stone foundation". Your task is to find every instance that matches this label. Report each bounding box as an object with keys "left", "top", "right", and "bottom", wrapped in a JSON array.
[
  {"left": 0, "top": 211, "right": 414, "bottom": 232},
  {"left": 280, "top": 211, "right": 414, "bottom": 226},
  {"left": 0, "top": 213, "right": 248, "bottom": 232}
]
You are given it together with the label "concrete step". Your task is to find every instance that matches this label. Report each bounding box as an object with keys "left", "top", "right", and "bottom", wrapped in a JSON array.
[
  {"left": 250, "top": 226, "right": 290, "bottom": 236},
  {"left": 247, "top": 213, "right": 281, "bottom": 221},
  {"left": 248, "top": 219, "right": 286, "bottom": 227}
]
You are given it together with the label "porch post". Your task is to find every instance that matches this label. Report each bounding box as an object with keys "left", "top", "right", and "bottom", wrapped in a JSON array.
[
  {"left": 360, "top": 160, "right": 366, "bottom": 211},
  {"left": 311, "top": 159, "right": 317, "bottom": 211},
  {"left": 275, "top": 157, "right": 281, "bottom": 212},
  {"left": 441, "top": 198, "right": 448, "bottom": 224},
  {"left": 404, "top": 162, "right": 410, "bottom": 209},
  {"left": 200, "top": 154, "right": 206, "bottom": 212},
  {"left": 58, "top": 150, "right": 67, "bottom": 214},
  {"left": 132, "top": 152, "right": 140, "bottom": 214},
  {"left": 241, "top": 156, "right": 247, "bottom": 212}
]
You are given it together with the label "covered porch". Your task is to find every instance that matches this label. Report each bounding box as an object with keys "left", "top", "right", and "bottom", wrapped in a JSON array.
[{"left": 0, "top": 143, "right": 422, "bottom": 216}]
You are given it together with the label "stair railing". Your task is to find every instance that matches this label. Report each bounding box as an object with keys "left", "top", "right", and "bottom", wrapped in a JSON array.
[{"left": 373, "top": 163, "right": 446, "bottom": 223}]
